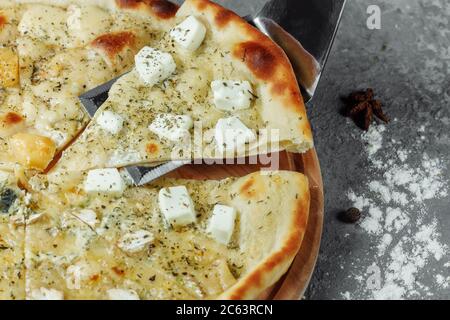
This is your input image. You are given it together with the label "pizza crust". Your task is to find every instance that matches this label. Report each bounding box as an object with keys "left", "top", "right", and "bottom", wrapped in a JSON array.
[{"left": 220, "top": 171, "right": 310, "bottom": 299}]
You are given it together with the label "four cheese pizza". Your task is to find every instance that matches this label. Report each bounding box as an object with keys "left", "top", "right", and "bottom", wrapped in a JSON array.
[{"left": 0, "top": 0, "right": 313, "bottom": 300}]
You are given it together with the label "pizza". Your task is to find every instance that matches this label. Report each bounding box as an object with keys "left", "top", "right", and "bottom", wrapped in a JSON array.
[{"left": 0, "top": 0, "right": 314, "bottom": 300}]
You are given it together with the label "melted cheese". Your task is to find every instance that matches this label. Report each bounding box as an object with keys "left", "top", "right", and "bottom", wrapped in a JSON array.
[
  {"left": 30, "top": 287, "right": 64, "bottom": 300},
  {"left": 18, "top": 5, "right": 71, "bottom": 47},
  {"left": 25, "top": 174, "right": 244, "bottom": 299},
  {"left": 0, "top": 172, "right": 25, "bottom": 300},
  {"left": 67, "top": 5, "right": 112, "bottom": 47},
  {"left": 0, "top": 7, "right": 22, "bottom": 46}
]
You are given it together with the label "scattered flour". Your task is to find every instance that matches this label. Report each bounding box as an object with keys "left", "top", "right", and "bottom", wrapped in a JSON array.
[
  {"left": 397, "top": 149, "right": 409, "bottom": 162},
  {"left": 344, "top": 123, "right": 449, "bottom": 299},
  {"left": 362, "top": 125, "right": 386, "bottom": 156},
  {"left": 377, "top": 234, "right": 393, "bottom": 255},
  {"left": 385, "top": 207, "right": 409, "bottom": 232},
  {"left": 435, "top": 275, "right": 449, "bottom": 289},
  {"left": 360, "top": 206, "right": 384, "bottom": 235}
]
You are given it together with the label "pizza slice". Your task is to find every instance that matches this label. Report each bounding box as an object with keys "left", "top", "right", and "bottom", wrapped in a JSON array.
[
  {"left": 0, "top": 170, "right": 27, "bottom": 300},
  {"left": 0, "top": 1, "right": 176, "bottom": 172},
  {"left": 54, "top": 0, "right": 313, "bottom": 172},
  {"left": 23, "top": 169, "right": 309, "bottom": 299}
]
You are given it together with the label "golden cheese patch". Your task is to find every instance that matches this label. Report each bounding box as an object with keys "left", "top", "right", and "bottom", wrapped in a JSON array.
[
  {"left": 9, "top": 133, "right": 56, "bottom": 171},
  {"left": 0, "top": 47, "right": 19, "bottom": 88}
]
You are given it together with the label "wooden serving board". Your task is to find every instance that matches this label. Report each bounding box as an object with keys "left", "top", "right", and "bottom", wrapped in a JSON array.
[{"left": 168, "top": 149, "right": 324, "bottom": 300}]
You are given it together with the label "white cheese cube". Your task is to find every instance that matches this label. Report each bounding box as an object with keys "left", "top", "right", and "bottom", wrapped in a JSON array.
[
  {"left": 149, "top": 113, "right": 193, "bottom": 142},
  {"left": 107, "top": 289, "right": 140, "bottom": 300},
  {"left": 135, "top": 46, "right": 176, "bottom": 86},
  {"left": 96, "top": 111, "right": 124, "bottom": 135},
  {"left": 118, "top": 230, "right": 154, "bottom": 254},
  {"left": 84, "top": 168, "right": 125, "bottom": 194},
  {"left": 207, "top": 205, "right": 237, "bottom": 245},
  {"left": 158, "top": 186, "right": 197, "bottom": 227},
  {"left": 211, "top": 80, "right": 254, "bottom": 111},
  {"left": 170, "top": 16, "right": 206, "bottom": 51},
  {"left": 215, "top": 117, "right": 256, "bottom": 152},
  {"left": 74, "top": 209, "right": 98, "bottom": 229},
  {"left": 30, "top": 288, "right": 64, "bottom": 300}
]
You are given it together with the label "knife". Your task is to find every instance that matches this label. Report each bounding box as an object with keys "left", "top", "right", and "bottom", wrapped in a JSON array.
[{"left": 78, "top": 0, "right": 346, "bottom": 186}]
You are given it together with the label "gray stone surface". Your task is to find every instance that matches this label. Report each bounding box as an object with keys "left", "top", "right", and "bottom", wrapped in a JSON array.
[
  {"left": 174, "top": 0, "right": 449, "bottom": 299},
  {"left": 303, "top": 0, "right": 449, "bottom": 300}
]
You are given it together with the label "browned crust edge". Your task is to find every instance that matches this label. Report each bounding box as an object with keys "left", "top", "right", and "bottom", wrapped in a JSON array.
[
  {"left": 115, "top": 0, "right": 179, "bottom": 20},
  {"left": 220, "top": 172, "right": 310, "bottom": 300}
]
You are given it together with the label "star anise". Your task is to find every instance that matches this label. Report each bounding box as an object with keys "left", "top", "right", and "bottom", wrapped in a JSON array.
[{"left": 345, "top": 88, "right": 389, "bottom": 130}]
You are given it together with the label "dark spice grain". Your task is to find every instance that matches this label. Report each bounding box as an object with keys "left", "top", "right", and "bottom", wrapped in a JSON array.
[{"left": 339, "top": 207, "right": 362, "bottom": 223}]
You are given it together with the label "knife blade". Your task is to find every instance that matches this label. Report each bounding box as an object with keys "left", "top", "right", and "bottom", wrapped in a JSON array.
[
  {"left": 78, "top": 0, "right": 346, "bottom": 186},
  {"left": 127, "top": 160, "right": 191, "bottom": 186},
  {"left": 79, "top": 74, "right": 126, "bottom": 117}
]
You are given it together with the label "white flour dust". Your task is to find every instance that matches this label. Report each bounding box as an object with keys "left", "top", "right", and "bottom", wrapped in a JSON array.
[{"left": 344, "top": 122, "right": 449, "bottom": 300}]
